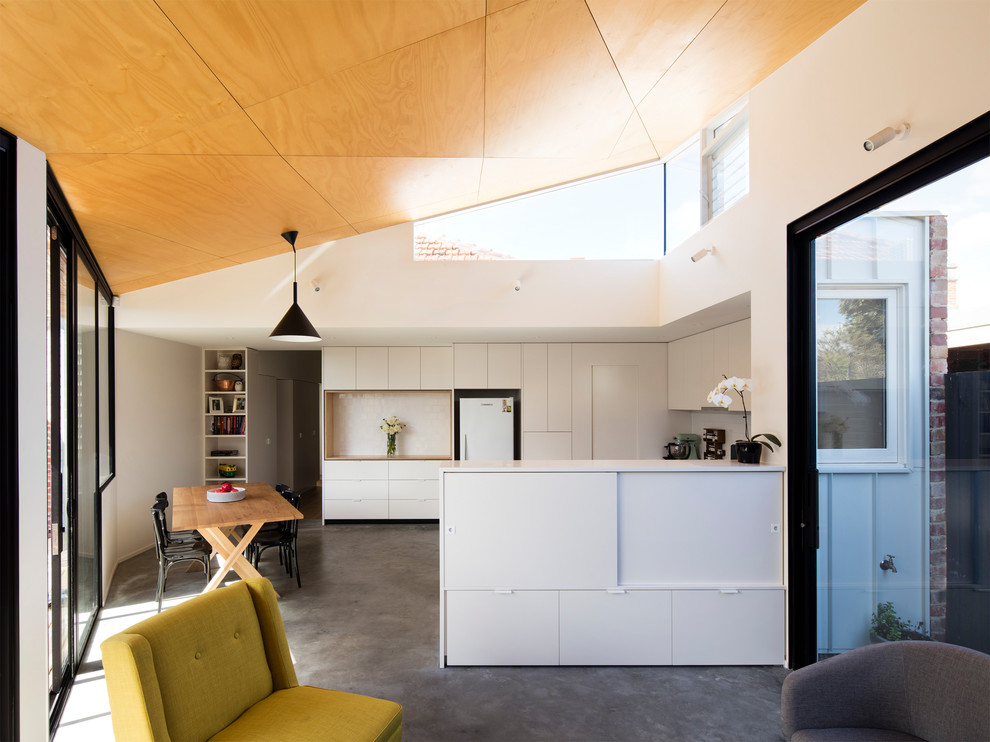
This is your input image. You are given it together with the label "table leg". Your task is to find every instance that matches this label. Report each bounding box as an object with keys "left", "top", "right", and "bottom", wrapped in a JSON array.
[{"left": 199, "top": 523, "right": 265, "bottom": 591}]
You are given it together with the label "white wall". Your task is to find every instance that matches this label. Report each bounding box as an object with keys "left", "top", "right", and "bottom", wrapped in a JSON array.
[
  {"left": 113, "top": 331, "right": 201, "bottom": 561},
  {"left": 16, "top": 138, "right": 49, "bottom": 742},
  {"left": 657, "top": 0, "right": 990, "bottom": 467},
  {"left": 116, "top": 222, "right": 661, "bottom": 337}
]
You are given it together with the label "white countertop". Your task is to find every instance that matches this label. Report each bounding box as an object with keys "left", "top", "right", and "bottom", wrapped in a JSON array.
[{"left": 441, "top": 459, "right": 784, "bottom": 472}]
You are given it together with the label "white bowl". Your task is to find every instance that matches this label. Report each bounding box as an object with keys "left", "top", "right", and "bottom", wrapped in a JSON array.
[{"left": 207, "top": 486, "right": 245, "bottom": 503}]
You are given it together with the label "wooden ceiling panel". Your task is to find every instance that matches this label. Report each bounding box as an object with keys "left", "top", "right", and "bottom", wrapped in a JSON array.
[
  {"left": 158, "top": 0, "right": 486, "bottom": 107},
  {"left": 247, "top": 20, "right": 485, "bottom": 158},
  {"left": 66, "top": 218, "right": 235, "bottom": 285},
  {"left": 484, "top": 0, "right": 636, "bottom": 159},
  {"left": 133, "top": 111, "right": 278, "bottom": 156},
  {"left": 0, "top": 0, "right": 864, "bottom": 291},
  {"left": 0, "top": 0, "right": 237, "bottom": 154},
  {"left": 288, "top": 156, "right": 482, "bottom": 224},
  {"left": 637, "top": 0, "right": 866, "bottom": 155},
  {"left": 49, "top": 153, "right": 350, "bottom": 257},
  {"left": 586, "top": 0, "right": 725, "bottom": 105}
]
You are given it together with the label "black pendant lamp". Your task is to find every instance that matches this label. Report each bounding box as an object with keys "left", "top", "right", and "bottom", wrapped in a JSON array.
[{"left": 269, "top": 230, "right": 321, "bottom": 342}]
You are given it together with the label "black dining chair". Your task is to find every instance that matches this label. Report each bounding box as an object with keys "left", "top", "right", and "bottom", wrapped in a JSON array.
[
  {"left": 154, "top": 491, "right": 203, "bottom": 544},
  {"left": 150, "top": 501, "right": 212, "bottom": 612},
  {"left": 250, "top": 490, "right": 302, "bottom": 588}
]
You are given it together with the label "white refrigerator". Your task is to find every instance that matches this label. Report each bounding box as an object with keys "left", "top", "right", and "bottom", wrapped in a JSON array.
[{"left": 458, "top": 397, "right": 515, "bottom": 460}]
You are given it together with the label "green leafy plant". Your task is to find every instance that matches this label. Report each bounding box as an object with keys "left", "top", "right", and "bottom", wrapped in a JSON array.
[{"left": 871, "top": 601, "right": 930, "bottom": 641}]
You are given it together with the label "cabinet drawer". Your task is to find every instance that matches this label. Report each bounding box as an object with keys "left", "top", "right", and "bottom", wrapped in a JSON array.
[
  {"left": 559, "top": 590, "right": 672, "bottom": 666},
  {"left": 323, "top": 460, "right": 388, "bottom": 480},
  {"left": 388, "top": 459, "right": 445, "bottom": 479},
  {"left": 323, "top": 479, "right": 388, "bottom": 500},
  {"left": 445, "top": 590, "right": 558, "bottom": 666},
  {"left": 389, "top": 499, "right": 440, "bottom": 520},
  {"left": 322, "top": 499, "right": 388, "bottom": 520},
  {"left": 389, "top": 479, "right": 438, "bottom": 500},
  {"left": 671, "top": 589, "right": 784, "bottom": 665}
]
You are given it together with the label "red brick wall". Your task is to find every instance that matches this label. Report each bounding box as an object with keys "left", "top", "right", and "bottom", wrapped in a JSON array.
[{"left": 928, "top": 215, "right": 948, "bottom": 640}]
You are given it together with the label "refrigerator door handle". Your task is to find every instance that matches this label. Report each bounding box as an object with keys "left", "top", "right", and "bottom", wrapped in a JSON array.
[{"left": 461, "top": 432, "right": 467, "bottom": 460}]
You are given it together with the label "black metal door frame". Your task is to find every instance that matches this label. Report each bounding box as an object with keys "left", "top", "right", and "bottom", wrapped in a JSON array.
[{"left": 785, "top": 112, "right": 989, "bottom": 669}]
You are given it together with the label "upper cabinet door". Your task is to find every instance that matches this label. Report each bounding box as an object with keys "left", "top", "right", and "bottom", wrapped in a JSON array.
[
  {"left": 323, "top": 347, "right": 356, "bottom": 390},
  {"left": 388, "top": 347, "right": 421, "bottom": 389},
  {"left": 522, "top": 344, "right": 548, "bottom": 432},
  {"left": 488, "top": 343, "right": 521, "bottom": 389},
  {"left": 420, "top": 346, "right": 454, "bottom": 390},
  {"left": 454, "top": 344, "right": 487, "bottom": 388},
  {"left": 547, "top": 344, "right": 572, "bottom": 431},
  {"left": 356, "top": 347, "right": 388, "bottom": 389}
]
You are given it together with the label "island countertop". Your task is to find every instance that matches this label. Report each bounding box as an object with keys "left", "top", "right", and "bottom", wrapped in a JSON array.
[{"left": 441, "top": 458, "right": 784, "bottom": 473}]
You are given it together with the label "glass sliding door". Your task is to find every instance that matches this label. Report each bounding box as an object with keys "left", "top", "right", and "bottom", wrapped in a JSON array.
[
  {"left": 46, "top": 171, "right": 115, "bottom": 724},
  {"left": 787, "top": 114, "right": 990, "bottom": 667},
  {"left": 47, "top": 215, "right": 71, "bottom": 705},
  {"left": 74, "top": 254, "right": 99, "bottom": 662}
]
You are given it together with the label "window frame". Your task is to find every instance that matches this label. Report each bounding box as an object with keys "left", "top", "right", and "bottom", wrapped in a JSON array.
[
  {"left": 701, "top": 106, "right": 750, "bottom": 222},
  {"left": 815, "top": 284, "right": 905, "bottom": 466}
]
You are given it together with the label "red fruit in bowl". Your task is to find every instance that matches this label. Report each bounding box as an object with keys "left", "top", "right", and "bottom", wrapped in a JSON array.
[{"left": 218, "top": 482, "right": 233, "bottom": 493}]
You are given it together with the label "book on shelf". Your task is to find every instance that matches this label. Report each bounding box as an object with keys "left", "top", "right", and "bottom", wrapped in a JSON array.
[{"left": 209, "top": 415, "right": 247, "bottom": 435}]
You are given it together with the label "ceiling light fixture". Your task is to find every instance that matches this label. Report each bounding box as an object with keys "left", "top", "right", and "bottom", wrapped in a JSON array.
[{"left": 270, "top": 230, "right": 321, "bottom": 342}]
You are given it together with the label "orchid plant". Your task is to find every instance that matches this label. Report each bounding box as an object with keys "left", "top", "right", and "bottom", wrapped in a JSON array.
[{"left": 707, "top": 376, "right": 781, "bottom": 451}]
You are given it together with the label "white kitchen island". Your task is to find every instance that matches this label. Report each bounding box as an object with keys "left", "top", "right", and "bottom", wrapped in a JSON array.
[{"left": 439, "top": 459, "right": 786, "bottom": 667}]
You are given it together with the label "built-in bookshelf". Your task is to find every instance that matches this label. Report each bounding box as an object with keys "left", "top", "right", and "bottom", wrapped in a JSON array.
[{"left": 204, "top": 348, "right": 248, "bottom": 484}]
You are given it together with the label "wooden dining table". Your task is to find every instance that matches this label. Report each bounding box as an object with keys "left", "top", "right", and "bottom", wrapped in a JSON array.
[{"left": 171, "top": 482, "right": 303, "bottom": 593}]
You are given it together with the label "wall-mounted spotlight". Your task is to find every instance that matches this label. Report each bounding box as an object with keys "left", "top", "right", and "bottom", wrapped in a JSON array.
[
  {"left": 691, "top": 247, "right": 715, "bottom": 263},
  {"left": 864, "top": 123, "right": 910, "bottom": 151},
  {"left": 512, "top": 279, "right": 522, "bottom": 292}
]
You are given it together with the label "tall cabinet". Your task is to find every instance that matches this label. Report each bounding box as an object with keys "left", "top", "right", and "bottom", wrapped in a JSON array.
[{"left": 204, "top": 348, "right": 249, "bottom": 485}]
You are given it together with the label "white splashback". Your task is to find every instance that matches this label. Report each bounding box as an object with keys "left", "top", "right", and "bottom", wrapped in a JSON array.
[{"left": 332, "top": 392, "right": 451, "bottom": 457}]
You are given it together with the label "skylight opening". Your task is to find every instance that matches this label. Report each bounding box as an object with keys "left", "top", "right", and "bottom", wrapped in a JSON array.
[{"left": 414, "top": 163, "right": 664, "bottom": 261}]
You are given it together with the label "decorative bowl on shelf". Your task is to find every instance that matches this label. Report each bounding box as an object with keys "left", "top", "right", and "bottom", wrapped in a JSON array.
[
  {"left": 207, "top": 485, "right": 245, "bottom": 503},
  {"left": 218, "top": 463, "right": 237, "bottom": 478}
]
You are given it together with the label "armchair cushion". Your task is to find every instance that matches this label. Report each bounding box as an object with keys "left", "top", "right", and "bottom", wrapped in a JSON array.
[{"left": 209, "top": 686, "right": 402, "bottom": 742}]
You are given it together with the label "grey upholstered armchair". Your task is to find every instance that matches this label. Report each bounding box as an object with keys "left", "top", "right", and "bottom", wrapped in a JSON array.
[{"left": 781, "top": 640, "right": 990, "bottom": 741}]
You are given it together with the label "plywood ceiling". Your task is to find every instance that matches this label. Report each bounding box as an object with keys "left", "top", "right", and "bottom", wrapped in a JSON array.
[{"left": 0, "top": 0, "right": 864, "bottom": 293}]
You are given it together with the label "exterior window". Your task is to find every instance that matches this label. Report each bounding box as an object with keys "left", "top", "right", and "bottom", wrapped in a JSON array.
[
  {"left": 703, "top": 109, "right": 749, "bottom": 221},
  {"left": 816, "top": 287, "right": 901, "bottom": 464}
]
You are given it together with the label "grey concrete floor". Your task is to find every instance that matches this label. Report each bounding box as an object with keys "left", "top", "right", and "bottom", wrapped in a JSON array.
[{"left": 63, "top": 521, "right": 789, "bottom": 742}]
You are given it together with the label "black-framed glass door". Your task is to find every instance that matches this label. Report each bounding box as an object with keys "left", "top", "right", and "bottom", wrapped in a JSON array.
[{"left": 787, "top": 113, "right": 990, "bottom": 668}]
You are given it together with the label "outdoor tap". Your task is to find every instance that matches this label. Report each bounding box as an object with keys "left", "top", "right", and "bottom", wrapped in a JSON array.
[{"left": 880, "top": 554, "right": 897, "bottom": 573}]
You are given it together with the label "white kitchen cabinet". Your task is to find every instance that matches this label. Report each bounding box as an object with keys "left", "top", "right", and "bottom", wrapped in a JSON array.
[
  {"left": 420, "top": 346, "right": 453, "bottom": 389},
  {"left": 322, "top": 347, "right": 356, "bottom": 389},
  {"left": 522, "top": 343, "right": 571, "bottom": 436},
  {"left": 671, "top": 589, "right": 784, "bottom": 665},
  {"left": 522, "top": 431, "right": 571, "bottom": 460},
  {"left": 453, "top": 344, "right": 487, "bottom": 388},
  {"left": 322, "top": 460, "right": 388, "bottom": 520},
  {"left": 388, "top": 459, "right": 442, "bottom": 519},
  {"left": 522, "top": 344, "right": 548, "bottom": 432},
  {"left": 667, "top": 320, "right": 751, "bottom": 410},
  {"left": 617, "top": 471, "right": 782, "bottom": 585},
  {"left": 442, "top": 471, "right": 616, "bottom": 589},
  {"left": 445, "top": 590, "right": 559, "bottom": 666},
  {"left": 559, "top": 590, "right": 672, "bottom": 665},
  {"left": 440, "top": 463, "right": 785, "bottom": 667},
  {"left": 356, "top": 347, "right": 388, "bottom": 389},
  {"left": 547, "top": 343, "right": 572, "bottom": 431},
  {"left": 487, "top": 343, "right": 521, "bottom": 389},
  {"left": 388, "top": 347, "right": 421, "bottom": 389}
]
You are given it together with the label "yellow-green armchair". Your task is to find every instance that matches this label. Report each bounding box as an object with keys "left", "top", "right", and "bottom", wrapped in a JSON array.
[{"left": 101, "top": 578, "right": 402, "bottom": 742}]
